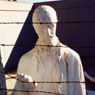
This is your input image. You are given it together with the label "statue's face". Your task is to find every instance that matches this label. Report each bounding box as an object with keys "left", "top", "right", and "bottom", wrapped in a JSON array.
[
  {"left": 39, "top": 22, "right": 56, "bottom": 37},
  {"left": 38, "top": 22, "right": 57, "bottom": 45},
  {"left": 47, "top": 23, "right": 56, "bottom": 38},
  {"left": 33, "top": 5, "right": 58, "bottom": 45}
]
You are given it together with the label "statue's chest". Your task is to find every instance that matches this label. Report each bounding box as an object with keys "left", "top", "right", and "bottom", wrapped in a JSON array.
[{"left": 38, "top": 48, "right": 59, "bottom": 67}]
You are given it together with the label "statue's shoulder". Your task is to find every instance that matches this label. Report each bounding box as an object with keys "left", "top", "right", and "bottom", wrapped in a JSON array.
[
  {"left": 19, "top": 47, "right": 37, "bottom": 63},
  {"left": 17, "top": 47, "right": 38, "bottom": 73},
  {"left": 59, "top": 42, "right": 80, "bottom": 60},
  {"left": 67, "top": 47, "right": 80, "bottom": 60}
]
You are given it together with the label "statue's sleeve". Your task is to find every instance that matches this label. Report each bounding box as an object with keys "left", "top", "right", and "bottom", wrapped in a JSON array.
[
  {"left": 12, "top": 52, "right": 38, "bottom": 95},
  {"left": 17, "top": 52, "right": 38, "bottom": 76},
  {"left": 73, "top": 54, "right": 86, "bottom": 95},
  {"left": 17, "top": 54, "right": 29, "bottom": 74},
  {"left": 65, "top": 48, "right": 86, "bottom": 95}
]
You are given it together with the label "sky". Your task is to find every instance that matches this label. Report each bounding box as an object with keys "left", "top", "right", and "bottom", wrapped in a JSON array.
[{"left": 18, "top": 0, "right": 60, "bottom": 3}]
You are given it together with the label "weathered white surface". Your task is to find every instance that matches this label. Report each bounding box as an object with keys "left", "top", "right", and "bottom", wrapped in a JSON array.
[
  {"left": 13, "top": 42, "right": 86, "bottom": 95},
  {"left": 0, "top": 1, "right": 33, "bottom": 67},
  {"left": 13, "top": 5, "right": 86, "bottom": 95}
]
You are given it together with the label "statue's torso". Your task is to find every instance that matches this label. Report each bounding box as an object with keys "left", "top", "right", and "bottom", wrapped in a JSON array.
[{"left": 17, "top": 43, "right": 86, "bottom": 95}]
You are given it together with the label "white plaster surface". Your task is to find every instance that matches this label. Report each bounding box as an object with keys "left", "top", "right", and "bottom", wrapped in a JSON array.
[{"left": 13, "top": 5, "right": 86, "bottom": 95}]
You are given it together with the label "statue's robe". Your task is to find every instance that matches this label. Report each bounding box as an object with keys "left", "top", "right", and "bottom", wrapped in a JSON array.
[{"left": 13, "top": 42, "right": 86, "bottom": 95}]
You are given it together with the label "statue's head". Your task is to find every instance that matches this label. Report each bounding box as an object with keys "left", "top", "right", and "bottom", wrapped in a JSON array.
[{"left": 32, "top": 5, "right": 58, "bottom": 46}]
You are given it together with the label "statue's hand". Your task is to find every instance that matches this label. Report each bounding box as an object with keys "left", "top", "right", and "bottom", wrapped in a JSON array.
[{"left": 17, "top": 73, "right": 38, "bottom": 89}]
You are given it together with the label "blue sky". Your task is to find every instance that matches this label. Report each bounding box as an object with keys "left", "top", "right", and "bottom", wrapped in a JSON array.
[{"left": 18, "top": 0, "right": 60, "bottom": 3}]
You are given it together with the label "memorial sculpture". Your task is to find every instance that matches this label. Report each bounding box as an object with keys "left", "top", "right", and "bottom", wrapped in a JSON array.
[
  {"left": 12, "top": 5, "right": 86, "bottom": 95},
  {"left": 0, "top": 50, "right": 7, "bottom": 95}
]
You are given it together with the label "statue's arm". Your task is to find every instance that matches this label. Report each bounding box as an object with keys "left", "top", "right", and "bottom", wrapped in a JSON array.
[
  {"left": 12, "top": 53, "right": 38, "bottom": 95},
  {"left": 65, "top": 48, "right": 86, "bottom": 95},
  {"left": 73, "top": 54, "right": 86, "bottom": 95}
]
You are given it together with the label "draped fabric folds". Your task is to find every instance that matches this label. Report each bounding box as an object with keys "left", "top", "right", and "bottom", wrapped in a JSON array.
[{"left": 12, "top": 42, "right": 86, "bottom": 95}]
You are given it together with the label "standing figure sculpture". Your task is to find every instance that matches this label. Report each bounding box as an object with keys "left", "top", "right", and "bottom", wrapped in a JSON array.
[
  {"left": 0, "top": 50, "right": 7, "bottom": 95},
  {"left": 12, "top": 5, "right": 86, "bottom": 95}
]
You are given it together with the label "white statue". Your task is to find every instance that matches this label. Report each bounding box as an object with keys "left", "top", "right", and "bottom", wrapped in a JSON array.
[
  {"left": 12, "top": 5, "right": 86, "bottom": 95},
  {"left": 84, "top": 71, "right": 95, "bottom": 82}
]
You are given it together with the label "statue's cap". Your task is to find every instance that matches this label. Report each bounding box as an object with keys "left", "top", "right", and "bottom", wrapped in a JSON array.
[{"left": 32, "top": 5, "right": 58, "bottom": 24}]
